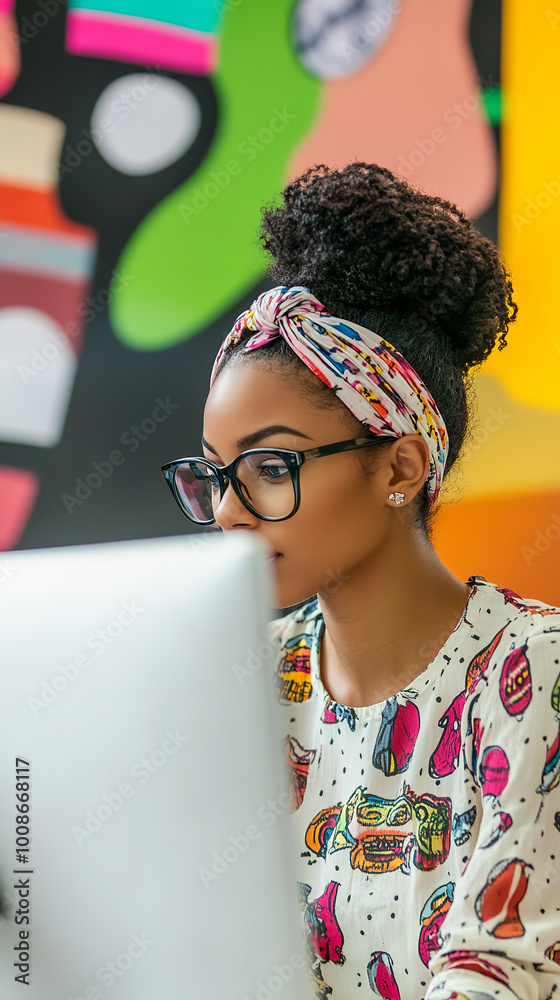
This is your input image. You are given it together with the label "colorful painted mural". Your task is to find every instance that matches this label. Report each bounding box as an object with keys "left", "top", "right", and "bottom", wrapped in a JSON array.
[
  {"left": 0, "top": 0, "right": 557, "bottom": 605},
  {"left": 432, "top": 0, "right": 560, "bottom": 605}
]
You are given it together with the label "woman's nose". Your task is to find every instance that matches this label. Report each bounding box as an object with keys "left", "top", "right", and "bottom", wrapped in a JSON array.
[{"left": 213, "top": 479, "right": 256, "bottom": 529}]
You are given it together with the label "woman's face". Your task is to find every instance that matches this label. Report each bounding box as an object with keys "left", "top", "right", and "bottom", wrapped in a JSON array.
[{"left": 202, "top": 360, "right": 400, "bottom": 609}]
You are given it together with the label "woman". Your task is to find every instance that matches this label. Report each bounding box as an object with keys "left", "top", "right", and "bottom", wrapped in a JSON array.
[{"left": 162, "top": 163, "right": 560, "bottom": 1000}]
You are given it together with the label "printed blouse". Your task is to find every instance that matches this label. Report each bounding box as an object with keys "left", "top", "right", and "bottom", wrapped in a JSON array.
[{"left": 265, "top": 574, "right": 560, "bottom": 1000}]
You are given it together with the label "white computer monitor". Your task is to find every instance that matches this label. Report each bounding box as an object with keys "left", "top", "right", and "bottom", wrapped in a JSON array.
[{"left": 0, "top": 531, "right": 308, "bottom": 1000}]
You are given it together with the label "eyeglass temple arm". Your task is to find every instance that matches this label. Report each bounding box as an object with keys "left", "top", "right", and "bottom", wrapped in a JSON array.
[{"left": 301, "top": 435, "right": 397, "bottom": 462}]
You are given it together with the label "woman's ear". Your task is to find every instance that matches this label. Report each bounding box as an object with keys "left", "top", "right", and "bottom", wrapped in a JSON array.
[{"left": 384, "top": 435, "right": 431, "bottom": 505}]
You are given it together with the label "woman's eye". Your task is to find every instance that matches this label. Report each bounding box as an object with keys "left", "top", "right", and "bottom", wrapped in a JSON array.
[{"left": 260, "top": 465, "right": 287, "bottom": 478}]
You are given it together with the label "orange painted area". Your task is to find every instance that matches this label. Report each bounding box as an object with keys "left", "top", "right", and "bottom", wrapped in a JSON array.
[
  {"left": 0, "top": 183, "right": 96, "bottom": 238},
  {"left": 433, "top": 491, "right": 560, "bottom": 607},
  {"left": 289, "top": 0, "right": 496, "bottom": 218}
]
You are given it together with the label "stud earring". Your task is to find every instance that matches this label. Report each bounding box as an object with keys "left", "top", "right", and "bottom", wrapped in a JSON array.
[{"left": 388, "top": 492, "right": 405, "bottom": 505}]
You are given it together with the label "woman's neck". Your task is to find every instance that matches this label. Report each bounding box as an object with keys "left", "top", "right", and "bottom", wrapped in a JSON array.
[{"left": 316, "top": 528, "right": 471, "bottom": 708}]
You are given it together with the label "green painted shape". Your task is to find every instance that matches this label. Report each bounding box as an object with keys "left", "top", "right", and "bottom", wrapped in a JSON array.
[
  {"left": 552, "top": 670, "right": 560, "bottom": 714},
  {"left": 480, "top": 86, "right": 501, "bottom": 127},
  {"left": 67, "top": 0, "right": 222, "bottom": 34},
  {"left": 110, "top": 0, "right": 320, "bottom": 351}
]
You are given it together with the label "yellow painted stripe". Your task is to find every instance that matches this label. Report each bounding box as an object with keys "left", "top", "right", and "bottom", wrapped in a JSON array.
[{"left": 484, "top": 0, "right": 560, "bottom": 411}]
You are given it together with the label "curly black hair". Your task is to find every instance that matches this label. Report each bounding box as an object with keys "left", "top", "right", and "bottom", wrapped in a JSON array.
[{"left": 213, "top": 162, "right": 518, "bottom": 539}]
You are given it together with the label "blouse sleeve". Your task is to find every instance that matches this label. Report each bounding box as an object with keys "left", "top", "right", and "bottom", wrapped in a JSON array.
[{"left": 424, "top": 625, "right": 560, "bottom": 1000}]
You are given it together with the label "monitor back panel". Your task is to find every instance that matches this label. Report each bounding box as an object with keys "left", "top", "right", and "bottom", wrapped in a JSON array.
[{"left": 0, "top": 533, "right": 307, "bottom": 1000}]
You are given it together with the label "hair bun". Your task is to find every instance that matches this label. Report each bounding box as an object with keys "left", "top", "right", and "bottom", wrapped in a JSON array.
[{"left": 259, "top": 162, "right": 517, "bottom": 373}]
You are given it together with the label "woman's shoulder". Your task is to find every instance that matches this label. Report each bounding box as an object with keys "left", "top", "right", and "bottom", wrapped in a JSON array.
[
  {"left": 468, "top": 573, "right": 560, "bottom": 631},
  {"left": 462, "top": 574, "right": 560, "bottom": 714}
]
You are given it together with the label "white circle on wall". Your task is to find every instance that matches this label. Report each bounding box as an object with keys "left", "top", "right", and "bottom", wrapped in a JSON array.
[
  {"left": 90, "top": 74, "right": 201, "bottom": 176},
  {"left": 293, "top": 0, "right": 400, "bottom": 80}
]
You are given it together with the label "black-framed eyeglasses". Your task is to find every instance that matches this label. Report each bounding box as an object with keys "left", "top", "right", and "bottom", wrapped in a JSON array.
[{"left": 160, "top": 435, "right": 397, "bottom": 525}]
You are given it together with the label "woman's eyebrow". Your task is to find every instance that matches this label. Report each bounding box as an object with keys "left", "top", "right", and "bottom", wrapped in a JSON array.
[{"left": 201, "top": 425, "right": 313, "bottom": 455}]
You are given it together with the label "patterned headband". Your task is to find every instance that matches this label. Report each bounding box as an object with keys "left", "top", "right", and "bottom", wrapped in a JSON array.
[{"left": 209, "top": 286, "right": 449, "bottom": 507}]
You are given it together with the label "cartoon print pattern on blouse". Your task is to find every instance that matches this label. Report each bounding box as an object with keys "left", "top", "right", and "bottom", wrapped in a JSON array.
[
  {"left": 419, "top": 882, "right": 455, "bottom": 968},
  {"left": 282, "top": 735, "right": 317, "bottom": 811},
  {"left": 451, "top": 806, "right": 476, "bottom": 847},
  {"left": 305, "top": 783, "right": 452, "bottom": 875},
  {"left": 499, "top": 641, "right": 532, "bottom": 717},
  {"left": 428, "top": 952, "right": 510, "bottom": 986},
  {"left": 268, "top": 576, "right": 560, "bottom": 1000},
  {"left": 436, "top": 622, "right": 560, "bottom": 1000},
  {"left": 478, "top": 810, "right": 512, "bottom": 849},
  {"left": 298, "top": 879, "right": 344, "bottom": 999},
  {"left": 372, "top": 697, "right": 420, "bottom": 776},
  {"left": 429, "top": 625, "right": 508, "bottom": 779},
  {"left": 474, "top": 858, "right": 532, "bottom": 938},
  {"left": 300, "top": 880, "right": 345, "bottom": 964},
  {"left": 268, "top": 577, "right": 560, "bottom": 1000},
  {"left": 544, "top": 941, "right": 560, "bottom": 965},
  {"left": 322, "top": 700, "right": 358, "bottom": 732},
  {"left": 462, "top": 693, "right": 484, "bottom": 783},
  {"left": 368, "top": 951, "right": 401, "bottom": 1000},
  {"left": 495, "top": 586, "right": 560, "bottom": 617},
  {"left": 536, "top": 630, "right": 560, "bottom": 816},
  {"left": 479, "top": 746, "right": 509, "bottom": 803},
  {"left": 276, "top": 633, "right": 313, "bottom": 703}
]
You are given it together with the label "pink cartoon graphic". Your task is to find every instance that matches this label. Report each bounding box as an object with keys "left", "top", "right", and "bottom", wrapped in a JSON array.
[
  {"left": 418, "top": 882, "right": 454, "bottom": 967},
  {"left": 367, "top": 951, "right": 401, "bottom": 1000},
  {"left": 373, "top": 696, "right": 420, "bottom": 775},
  {"left": 499, "top": 642, "right": 532, "bottom": 718},
  {"left": 479, "top": 746, "right": 509, "bottom": 802},
  {"left": 299, "top": 880, "right": 345, "bottom": 965},
  {"left": 429, "top": 690, "right": 467, "bottom": 778},
  {"left": 431, "top": 627, "right": 507, "bottom": 779}
]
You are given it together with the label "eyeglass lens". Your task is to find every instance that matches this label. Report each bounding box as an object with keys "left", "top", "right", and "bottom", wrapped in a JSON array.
[{"left": 174, "top": 453, "right": 296, "bottom": 522}]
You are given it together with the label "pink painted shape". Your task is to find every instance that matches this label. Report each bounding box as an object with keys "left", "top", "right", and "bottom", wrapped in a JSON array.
[
  {"left": 290, "top": 0, "right": 496, "bottom": 219},
  {"left": 392, "top": 699, "right": 420, "bottom": 771},
  {"left": 65, "top": 8, "right": 217, "bottom": 76},
  {"left": 0, "top": 467, "right": 40, "bottom": 550},
  {"left": 311, "top": 881, "right": 344, "bottom": 964},
  {"left": 0, "top": 10, "right": 20, "bottom": 97},
  {"left": 480, "top": 746, "right": 509, "bottom": 800}
]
